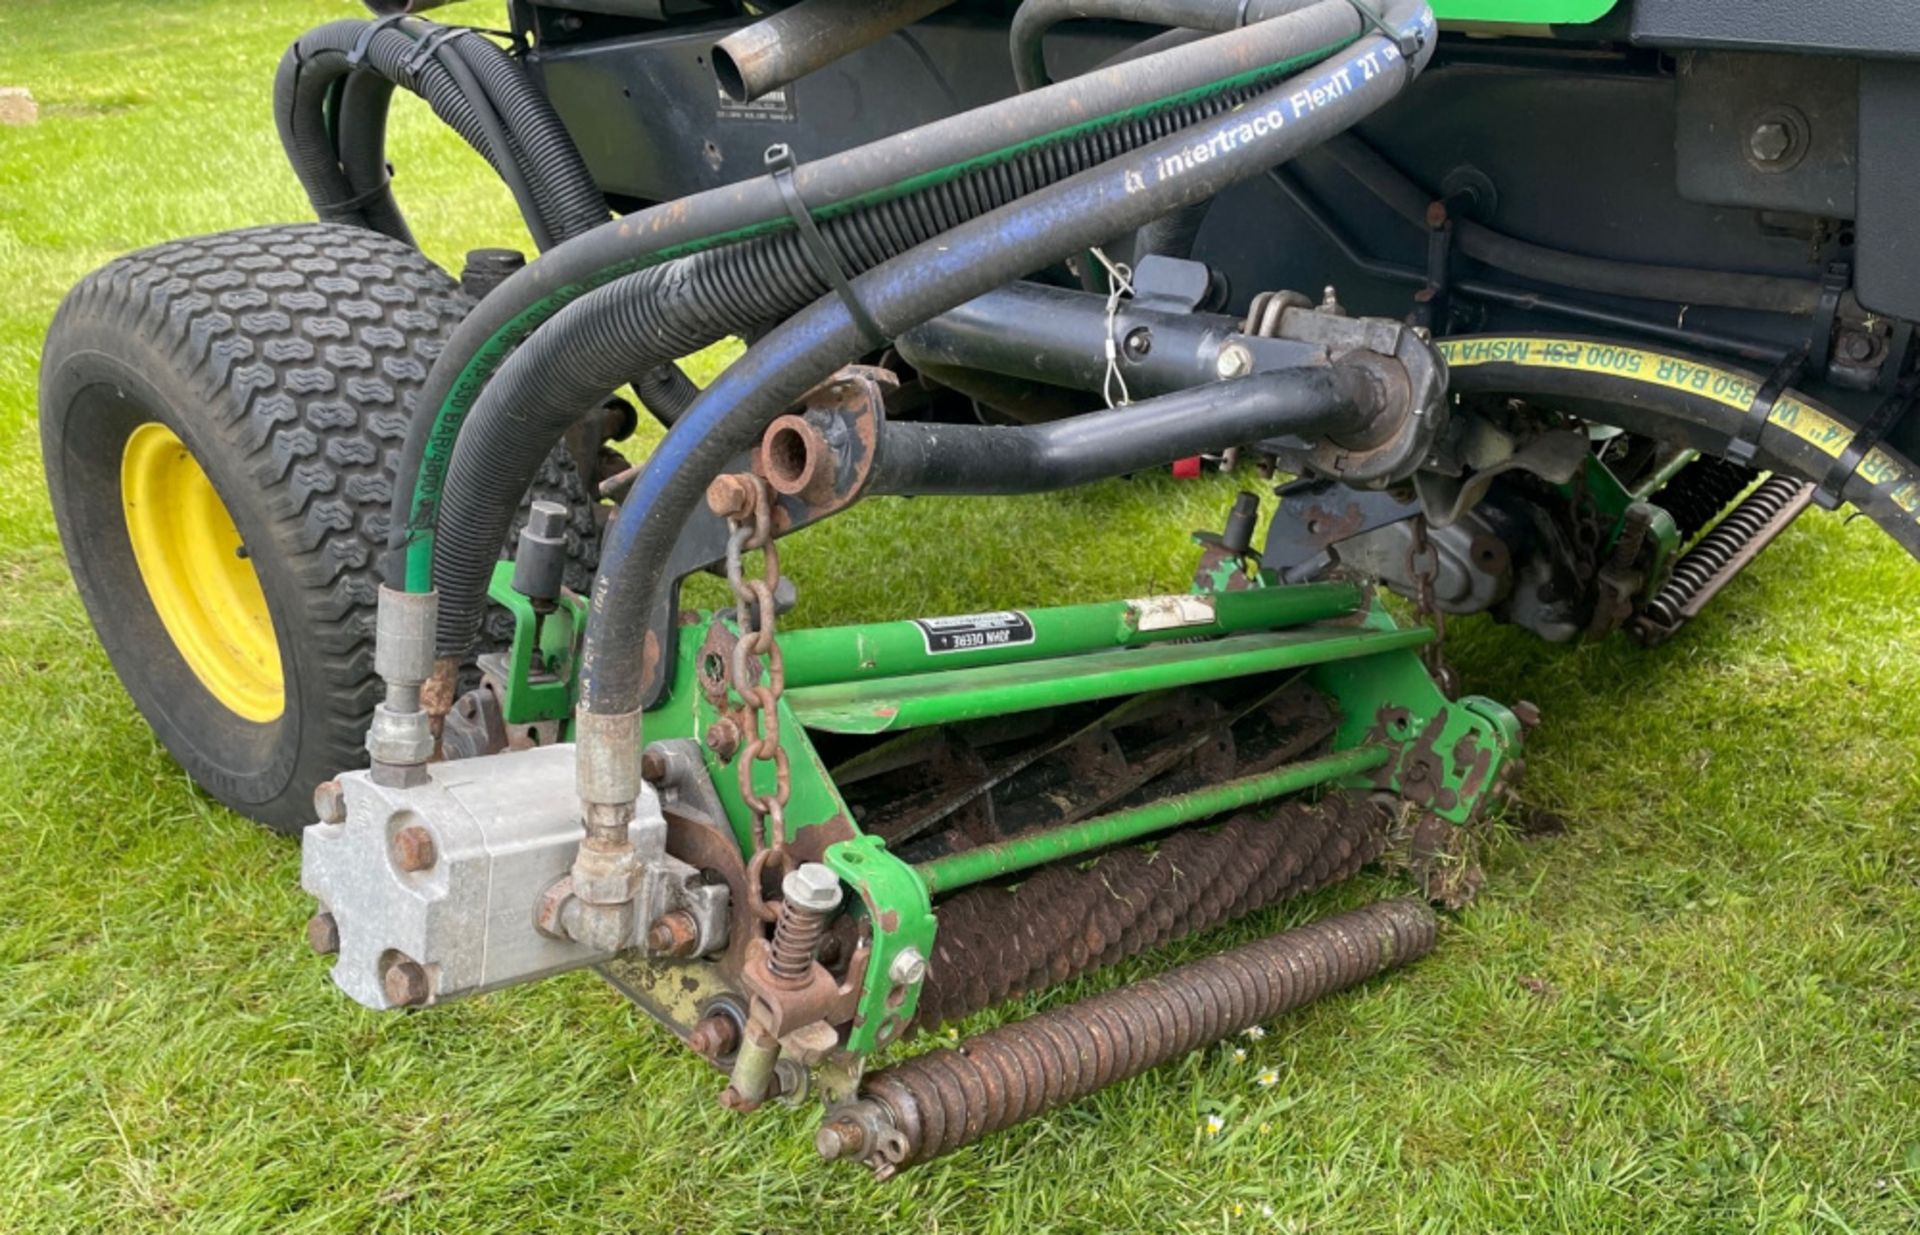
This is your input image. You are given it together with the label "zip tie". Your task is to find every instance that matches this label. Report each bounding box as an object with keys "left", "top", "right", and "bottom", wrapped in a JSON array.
[
  {"left": 1341, "top": 0, "right": 1422, "bottom": 81},
  {"left": 403, "top": 25, "right": 478, "bottom": 78},
  {"left": 763, "top": 144, "right": 887, "bottom": 350},
  {"left": 345, "top": 14, "right": 408, "bottom": 71},
  {"left": 1234, "top": 0, "right": 1255, "bottom": 26},
  {"left": 1090, "top": 246, "right": 1135, "bottom": 409},
  {"left": 1725, "top": 347, "right": 1807, "bottom": 468},
  {"left": 1814, "top": 375, "right": 1918, "bottom": 511},
  {"left": 317, "top": 167, "right": 397, "bottom": 215}
]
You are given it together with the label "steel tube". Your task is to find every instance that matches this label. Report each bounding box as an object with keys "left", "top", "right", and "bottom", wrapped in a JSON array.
[
  {"left": 869, "top": 366, "right": 1375, "bottom": 497},
  {"left": 713, "top": 0, "right": 960, "bottom": 103},
  {"left": 914, "top": 745, "right": 1389, "bottom": 893},
  {"left": 777, "top": 584, "right": 1364, "bottom": 690}
]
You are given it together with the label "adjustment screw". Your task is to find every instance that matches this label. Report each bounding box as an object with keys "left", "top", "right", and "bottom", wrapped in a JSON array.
[
  {"left": 1215, "top": 343, "right": 1254, "bottom": 379},
  {"left": 782, "top": 863, "right": 844, "bottom": 914},
  {"left": 1749, "top": 121, "right": 1792, "bottom": 164},
  {"left": 313, "top": 779, "right": 346, "bottom": 825},
  {"left": 305, "top": 912, "right": 340, "bottom": 956},
  {"left": 646, "top": 910, "right": 700, "bottom": 958},
  {"left": 383, "top": 957, "right": 430, "bottom": 1008},
  {"left": 392, "top": 825, "right": 437, "bottom": 873},
  {"left": 888, "top": 946, "right": 928, "bottom": 986}
]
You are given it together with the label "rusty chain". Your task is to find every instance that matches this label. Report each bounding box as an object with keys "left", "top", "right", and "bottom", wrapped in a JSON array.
[
  {"left": 1406, "top": 515, "right": 1460, "bottom": 699},
  {"left": 722, "top": 475, "right": 794, "bottom": 923}
]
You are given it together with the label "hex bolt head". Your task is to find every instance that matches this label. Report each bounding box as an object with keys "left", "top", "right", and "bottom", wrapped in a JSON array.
[
  {"left": 705, "top": 718, "right": 742, "bottom": 761},
  {"left": 1215, "top": 343, "right": 1254, "bottom": 379},
  {"left": 640, "top": 747, "right": 669, "bottom": 785},
  {"left": 524, "top": 499, "right": 568, "bottom": 541},
  {"left": 306, "top": 912, "right": 340, "bottom": 956},
  {"left": 688, "top": 1012, "right": 742, "bottom": 1060},
  {"left": 782, "top": 863, "right": 844, "bottom": 914},
  {"left": 383, "top": 958, "right": 430, "bottom": 1008},
  {"left": 646, "top": 910, "right": 700, "bottom": 958},
  {"left": 1749, "top": 121, "right": 1792, "bottom": 164},
  {"left": 888, "top": 946, "right": 928, "bottom": 987},
  {"left": 313, "top": 780, "right": 346, "bottom": 825},
  {"left": 392, "top": 825, "right": 437, "bottom": 873}
]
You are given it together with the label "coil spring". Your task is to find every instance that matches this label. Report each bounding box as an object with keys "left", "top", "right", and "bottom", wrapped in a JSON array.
[
  {"left": 1656, "top": 456, "right": 1761, "bottom": 541},
  {"left": 1641, "top": 474, "right": 1809, "bottom": 629},
  {"left": 841, "top": 899, "right": 1437, "bottom": 1173}
]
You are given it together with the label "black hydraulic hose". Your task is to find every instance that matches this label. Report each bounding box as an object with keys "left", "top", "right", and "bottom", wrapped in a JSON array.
[
  {"left": 422, "top": 0, "right": 1379, "bottom": 655},
  {"left": 634, "top": 363, "right": 701, "bottom": 426},
  {"left": 1013, "top": 0, "right": 1324, "bottom": 91},
  {"left": 1320, "top": 133, "right": 1825, "bottom": 316},
  {"left": 578, "top": 0, "right": 1437, "bottom": 721},
  {"left": 333, "top": 71, "right": 413, "bottom": 246},
  {"left": 868, "top": 366, "right": 1377, "bottom": 495},
  {"left": 387, "top": 1, "right": 1377, "bottom": 592},
  {"left": 1441, "top": 335, "right": 1920, "bottom": 560},
  {"left": 713, "top": 0, "right": 961, "bottom": 104},
  {"left": 274, "top": 18, "right": 607, "bottom": 252}
]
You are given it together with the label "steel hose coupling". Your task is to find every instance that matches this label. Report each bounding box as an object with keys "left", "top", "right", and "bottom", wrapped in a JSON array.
[{"left": 367, "top": 586, "right": 438, "bottom": 787}]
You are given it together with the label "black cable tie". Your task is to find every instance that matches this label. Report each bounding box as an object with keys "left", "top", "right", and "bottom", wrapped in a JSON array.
[
  {"left": 1807, "top": 261, "right": 1851, "bottom": 376},
  {"left": 403, "top": 25, "right": 476, "bottom": 77},
  {"left": 764, "top": 144, "right": 886, "bottom": 349},
  {"left": 317, "top": 168, "right": 396, "bottom": 215},
  {"left": 1233, "top": 0, "right": 1255, "bottom": 27},
  {"left": 1341, "top": 0, "right": 1422, "bottom": 70},
  {"left": 1814, "top": 375, "right": 1918, "bottom": 511},
  {"left": 1725, "top": 346, "right": 1807, "bottom": 468},
  {"left": 345, "top": 14, "right": 408, "bottom": 72}
]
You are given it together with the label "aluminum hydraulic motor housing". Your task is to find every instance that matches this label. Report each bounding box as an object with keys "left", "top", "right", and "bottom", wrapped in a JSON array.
[{"left": 302, "top": 743, "right": 728, "bottom": 1010}]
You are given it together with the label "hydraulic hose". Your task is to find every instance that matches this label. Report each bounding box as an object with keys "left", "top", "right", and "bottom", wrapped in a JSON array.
[
  {"left": 384, "top": 0, "right": 1380, "bottom": 593},
  {"left": 274, "top": 18, "right": 607, "bottom": 252},
  {"left": 1440, "top": 335, "right": 1920, "bottom": 559},
  {"left": 713, "top": 0, "right": 961, "bottom": 104},
  {"left": 420, "top": 0, "right": 1382, "bottom": 656},
  {"left": 578, "top": 1, "right": 1436, "bottom": 731},
  {"left": 1321, "top": 134, "right": 1825, "bottom": 316},
  {"left": 1012, "top": 0, "right": 1326, "bottom": 91},
  {"left": 867, "top": 366, "right": 1378, "bottom": 495}
]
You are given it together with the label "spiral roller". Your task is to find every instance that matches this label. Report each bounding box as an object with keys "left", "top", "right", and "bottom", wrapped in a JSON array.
[
  {"left": 818, "top": 898, "right": 1438, "bottom": 1176},
  {"left": 1635, "top": 473, "right": 1815, "bottom": 644}
]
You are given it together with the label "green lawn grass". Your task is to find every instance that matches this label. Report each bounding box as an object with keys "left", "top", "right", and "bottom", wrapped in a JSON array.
[{"left": 3, "top": 2, "right": 1918, "bottom": 1230}]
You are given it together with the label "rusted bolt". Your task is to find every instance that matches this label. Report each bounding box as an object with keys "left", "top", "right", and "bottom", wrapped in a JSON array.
[
  {"left": 705, "top": 473, "right": 757, "bottom": 519},
  {"left": 1839, "top": 332, "right": 1875, "bottom": 363},
  {"left": 688, "top": 1013, "right": 742, "bottom": 1060},
  {"left": 313, "top": 779, "right": 346, "bottom": 824},
  {"left": 641, "top": 747, "right": 669, "bottom": 785},
  {"left": 306, "top": 912, "right": 340, "bottom": 956},
  {"left": 705, "top": 717, "right": 742, "bottom": 760},
  {"left": 816, "top": 1117, "right": 867, "bottom": 1160},
  {"left": 647, "top": 909, "right": 700, "bottom": 958},
  {"left": 383, "top": 957, "right": 430, "bottom": 1007},
  {"left": 392, "top": 825, "right": 437, "bottom": 873}
]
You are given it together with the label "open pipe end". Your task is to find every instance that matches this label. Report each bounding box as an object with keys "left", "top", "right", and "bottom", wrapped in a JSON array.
[{"left": 711, "top": 43, "right": 754, "bottom": 104}]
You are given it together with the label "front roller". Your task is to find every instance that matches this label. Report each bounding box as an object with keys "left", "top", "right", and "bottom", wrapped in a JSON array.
[{"left": 39, "top": 223, "right": 599, "bottom": 832}]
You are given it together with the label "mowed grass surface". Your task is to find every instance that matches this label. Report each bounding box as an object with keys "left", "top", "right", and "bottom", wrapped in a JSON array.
[{"left": 3, "top": 1, "right": 1919, "bottom": 1230}]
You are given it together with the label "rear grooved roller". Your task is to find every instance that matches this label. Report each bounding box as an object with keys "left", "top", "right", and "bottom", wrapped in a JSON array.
[
  {"left": 835, "top": 899, "right": 1437, "bottom": 1174},
  {"left": 1641, "top": 474, "right": 1807, "bottom": 629}
]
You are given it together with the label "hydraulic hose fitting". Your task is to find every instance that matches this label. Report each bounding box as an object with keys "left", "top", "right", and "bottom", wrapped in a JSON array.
[{"left": 367, "top": 586, "right": 437, "bottom": 787}]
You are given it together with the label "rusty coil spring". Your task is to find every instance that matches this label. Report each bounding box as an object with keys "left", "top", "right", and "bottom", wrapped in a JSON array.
[
  {"left": 913, "top": 793, "right": 1392, "bottom": 1030},
  {"left": 1640, "top": 473, "right": 1808, "bottom": 630},
  {"left": 835, "top": 898, "right": 1437, "bottom": 1174}
]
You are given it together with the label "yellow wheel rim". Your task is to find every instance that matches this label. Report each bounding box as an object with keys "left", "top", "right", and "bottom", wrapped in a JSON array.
[{"left": 121, "top": 423, "right": 284, "bottom": 722}]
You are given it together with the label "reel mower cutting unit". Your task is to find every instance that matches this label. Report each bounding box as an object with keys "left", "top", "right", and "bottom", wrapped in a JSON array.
[{"left": 37, "top": 0, "right": 1920, "bottom": 1176}]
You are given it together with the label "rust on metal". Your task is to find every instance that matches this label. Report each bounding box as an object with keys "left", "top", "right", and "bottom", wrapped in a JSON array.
[{"left": 392, "top": 825, "right": 437, "bottom": 873}]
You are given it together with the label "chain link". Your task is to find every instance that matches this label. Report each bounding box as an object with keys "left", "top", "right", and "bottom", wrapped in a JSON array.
[
  {"left": 1406, "top": 515, "right": 1460, "bottom": 700},
  {"left": 722, "top": 476, "right": 794, "bottom": 922}
]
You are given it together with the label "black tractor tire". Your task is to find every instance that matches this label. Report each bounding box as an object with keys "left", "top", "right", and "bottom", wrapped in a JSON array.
[{"left": 39, "top": 223, "right": 597, "bottom": 835}]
